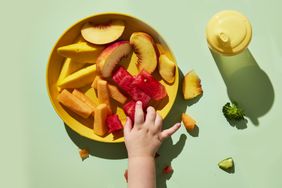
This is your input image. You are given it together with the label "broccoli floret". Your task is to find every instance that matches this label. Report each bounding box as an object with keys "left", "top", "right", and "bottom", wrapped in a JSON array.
[{"left": 222, "top": 102, "right": 245, "bottom": 121}]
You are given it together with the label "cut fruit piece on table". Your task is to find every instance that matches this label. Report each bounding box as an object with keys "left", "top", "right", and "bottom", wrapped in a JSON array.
[
  {"left": 124, "top": 169, "right": 128, "bottom": 183},
  {"left": 133, "top": 70, "right": 167, "bottom": 100},
  {"left": 130, "top": 32, "right": 157, "bottom": 73},
  {"left": 94, "top": 103, "right": 111, "bottom": 136},
  {"left": 112, "top": 66, "right": 151, "bottom": 107},
  {"left": 57, "top": 89, "right": 93, "bottom": 118},
  {"left": 72, "top": 89, "right": 96, "bottom": 112},
  {"left": 57, "top": 64, "right": 97, "bottom": 89},
  {"left": 91, "top": 76, "right": 127, "bottom": 104},
  {"left": 123, "top": 100, "right": 136, "bottom": 121},
  {"left": 218, "top": 157, "right": 234, "bottom": 171},
  {"left": 182, "top": 113, "right": 196, "bottom": 132},
  {"left": 57, "top": 42, "right": 104, "bottom": 63},
  {"left": 79, "top": 149, "right": 89, "bottom": 161},
  {"left": 158, "top": 54, "right": 176, "bottom": 83},
  {"left": 182, "top": 70, "right": 203, "bottom": 100},
  {"left": 81, "top": 20, "right": 125, "bottom": 45},
  {"left": 57, "top": 58, "right": 85, "bottom": 91},
  {"left": 163, "top": 165, "right": 174, "bottom": 174},
  {"left": 106, "top": 114, "right": 123, "bottom": 133},
  {"left": 97, "top": 80, "right": 111, "bottom": 111},
  {"left": 97, "top": 41, "right": 132, "bottom": 78}
]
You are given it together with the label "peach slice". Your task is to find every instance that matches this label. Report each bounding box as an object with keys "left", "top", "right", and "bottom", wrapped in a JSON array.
[
  {"left": 158, "top": 54, "right": 176, "bottom": 83},
  {"left": 96, "top": 41, "right": 132, "bottom": 78},
  {"left": 130, "top": 32, "right": 157, "bottom": 73},
  {"left": 81, "top": 20, "right": 125, "bottom": 45},
  {"left": 182, "top": 70, "right": 203, "bottom": 100}
]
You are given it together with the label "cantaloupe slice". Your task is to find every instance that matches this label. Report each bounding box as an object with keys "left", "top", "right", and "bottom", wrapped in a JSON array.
[
  {"left": 57, "top": 89, "right": 93, "bottom": 118},
  {"left": 94, "top": 104, "right": 110, "bottom": 136},
  {"left": 107, "top": 84, "right": 127, "bottom": 104},
  {"left": 72, "top": 89, "right": 96, "bottom": 112},
  {"left": 57, "top": 42, "right": 104, "bottom": 63},
  {"left": 79, "top": 149, "right": 89, "bottom": 161},
  {"left": 91, "top": 76, "right": 102, "bottom": 89},
  {"left": 97, "top": 80, "right": 111, "bottom": 110},
  {"left": 91, "top": 76, "right": 127, "bottom": 104},
  {"left": 182, "top": 113, "right": 197, "bottom": 131},
  {"left": 57, "top": 64, "right": 97, "bottom": 89}
]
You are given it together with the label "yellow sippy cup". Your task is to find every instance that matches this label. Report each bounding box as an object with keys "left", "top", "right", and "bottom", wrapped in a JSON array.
[{"left": 206, "top": 10, "right": 252, "bottom": 56}]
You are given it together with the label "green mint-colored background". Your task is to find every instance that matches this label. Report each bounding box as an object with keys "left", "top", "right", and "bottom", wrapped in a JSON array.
[{"left": 1, "top": 0, "right": 281, "bottom": 187}]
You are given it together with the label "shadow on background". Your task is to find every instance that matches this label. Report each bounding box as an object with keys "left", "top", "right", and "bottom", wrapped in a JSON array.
[
  {"left": 155, "top": 68, "right": 194, "bottom": 188},
  {"left": 65, "top": 124, "right": 127, "bottom": 159},
  {"left": 211, "top": 49, "right": 275, "bottom": 125}
]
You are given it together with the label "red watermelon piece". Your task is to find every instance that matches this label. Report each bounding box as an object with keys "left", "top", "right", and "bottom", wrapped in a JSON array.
[
  {"left": 132, "top": 70, "right": 167, "bottom": 100},
  {"left": 106, "top": 114, "right": 123, "bottom": 133},
  {"left": 123, "top": 100, "right": 136, "bottom": 121},
  {"left": 112, "top": 66, "right": 151, "bottom": 107},
  {"left": 124, "top": 169, "right": 128, "bottom": 183},
  {"left": 163, "top": 165, "right": 173, "bottom": 174}
]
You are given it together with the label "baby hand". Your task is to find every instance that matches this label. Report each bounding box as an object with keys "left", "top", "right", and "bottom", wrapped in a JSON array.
[{"left": 124, "top": 101, "right": 181, "bottom": 159}]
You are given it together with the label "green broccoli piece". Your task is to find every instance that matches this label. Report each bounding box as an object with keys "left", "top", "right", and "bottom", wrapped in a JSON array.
[{"left": 222, "top": 102, "right": 245, "bottom": 121}]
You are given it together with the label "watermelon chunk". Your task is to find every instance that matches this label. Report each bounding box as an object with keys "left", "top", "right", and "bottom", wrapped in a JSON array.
[
  {"left": 124, "top": 169, "right": 128, "bottom": 183},
  {"left": 112, "top": 66, "right": 151, "bottom": 107},
  {"left": 123, "top": 100, "right": 136, "bottom": 121},
  {"left": 163, "top": 165, "right": 173, "bottom": 174},
  {"left": 112, "top": 66, "right": 135, "bottom": 92},
  {"left": 106, "top": 114, "right": 123, "bottom": 133},
  {"left": 132, "top": 70, "right": 167, "bottom": 100}
]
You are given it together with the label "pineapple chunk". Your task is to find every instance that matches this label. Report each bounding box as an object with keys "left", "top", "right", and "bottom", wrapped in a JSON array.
[
  {"left": 57, "top": 64, "right": 97, "bottom": 89},
  {"left": 182, "top": 70, "right": 203, "bottom": 100},
  {"left": 57, "top": 42, "right": 104, "bottom": 63},
  {"left": 57, "top": 58, "right": 84, "bottom": 91}
]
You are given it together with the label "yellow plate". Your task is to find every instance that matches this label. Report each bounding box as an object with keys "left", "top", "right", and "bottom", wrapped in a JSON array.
[{"left": 46, "top": 13, "right": 179, "bottom": 143}]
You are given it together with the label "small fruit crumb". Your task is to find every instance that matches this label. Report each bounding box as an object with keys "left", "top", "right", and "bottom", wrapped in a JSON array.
[
  {"left": 163, "top": 165, "right": 173, "bottom": 174},
  {"left": 79, "top": 149, "right": 89, "bottom": 161},
  {"left": 182, "top": 113, "right": 196, "bottom": 132},
  {"left": 218, "top": 157, "right": 234, "bottom": 171},
  {"left": 124, "top": 169, "right": 128, "bottom": 183}
]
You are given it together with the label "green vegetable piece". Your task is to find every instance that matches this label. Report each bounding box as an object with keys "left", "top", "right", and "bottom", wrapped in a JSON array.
[
  {"left": 222, "top": 102, "right": 245, "bottom": 121},
  {"left": 218, "top": 157, "right": 234, "bottom": 170}
]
